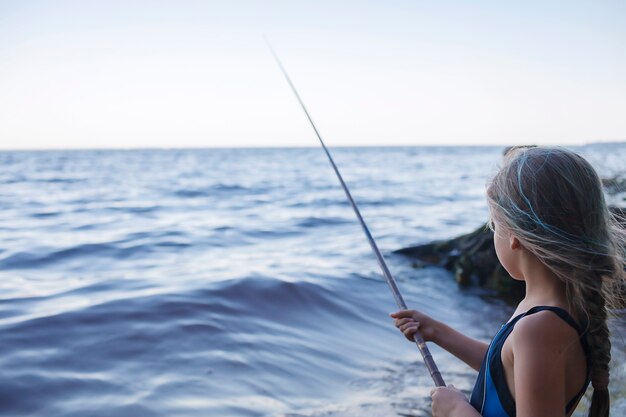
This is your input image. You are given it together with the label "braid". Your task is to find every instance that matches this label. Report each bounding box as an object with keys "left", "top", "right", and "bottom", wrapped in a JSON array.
[{"left": 586, "top": 277, "right": 611, "bottom": 417}]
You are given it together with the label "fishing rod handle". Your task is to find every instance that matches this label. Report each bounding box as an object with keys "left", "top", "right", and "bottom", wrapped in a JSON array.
[{"left": 413, "top": 332, "right": 446, "bottom": 387}]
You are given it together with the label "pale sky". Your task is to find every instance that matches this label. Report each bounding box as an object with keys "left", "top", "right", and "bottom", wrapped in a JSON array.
[{"left": 1, "top": 0, "right": 625, "bottom": 150}]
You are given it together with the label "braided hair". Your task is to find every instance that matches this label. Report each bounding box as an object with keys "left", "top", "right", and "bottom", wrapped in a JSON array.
[{"left": 486, "top": 147, "right": 625, "bottom": 417}]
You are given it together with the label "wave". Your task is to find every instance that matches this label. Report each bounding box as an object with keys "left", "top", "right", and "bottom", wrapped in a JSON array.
[
  {"left": 286, "top": 198, "right": 347, "bottom": 209},
  {"left": 0, "top": 275, "right": 387, "bottom": 415},
  {"left": 172, "top": 183, "right": 255, "bottom": 199},
  {"left": 0, "top": 176, "right": 84, "bottom": 185},
  {"left": 29, "top": 211, "right": 61, "bottom": 219},
  {"left": 295, "top": 216, "right": 351, "bottom": 228},
  {"left": 0, "top": 239, "right": 191, "bottom": 270},
  {"left": 0, "top": 243, "right": 122, "bottom": 269}
]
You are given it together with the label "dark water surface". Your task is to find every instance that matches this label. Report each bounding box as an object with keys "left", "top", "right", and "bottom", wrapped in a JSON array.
[{"left": 0, "top": 146, "right": 624, "bottom": 416}]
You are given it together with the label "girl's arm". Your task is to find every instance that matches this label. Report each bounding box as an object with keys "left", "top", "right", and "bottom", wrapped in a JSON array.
[
  {"left": 432, "top": 321, "right": 489, "bottom": 371},
  {"left": 391, "top": 310, "right": 488, "bottom": 371}
]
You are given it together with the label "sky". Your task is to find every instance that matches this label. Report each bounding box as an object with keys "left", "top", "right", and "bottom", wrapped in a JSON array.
[{"left": 1, "top": 0, "right": 625, "bottom": 150}]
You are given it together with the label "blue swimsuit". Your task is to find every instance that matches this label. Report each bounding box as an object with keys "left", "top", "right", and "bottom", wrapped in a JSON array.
[{"left": 469, "top": 306, "right": 590, "bottom": 417}]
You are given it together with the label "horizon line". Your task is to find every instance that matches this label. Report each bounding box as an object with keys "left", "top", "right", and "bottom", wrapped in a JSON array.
[{"left": 1, "top": 140, "right": 625, "bottom": 153}]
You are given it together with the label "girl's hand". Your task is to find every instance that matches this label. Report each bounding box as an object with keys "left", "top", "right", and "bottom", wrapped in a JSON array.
[
  {"left": 390, "top": 309, "right": 438, "bottom": 342},
  {"left": 430, "top": 385, "right": 473, "bottom": 417}
]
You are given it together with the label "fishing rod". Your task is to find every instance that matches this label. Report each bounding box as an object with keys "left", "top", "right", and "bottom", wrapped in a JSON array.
[{"left": 267, "top": 40, "right": 445, "bottom": 387}]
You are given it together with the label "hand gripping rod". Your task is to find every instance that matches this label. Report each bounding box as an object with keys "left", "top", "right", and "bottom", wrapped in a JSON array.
[{"left": 267, "top": 40, "right": 445, "bottom": 387}]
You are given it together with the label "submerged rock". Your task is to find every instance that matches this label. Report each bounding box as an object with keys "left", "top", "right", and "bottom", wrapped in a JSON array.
[{"left": 395, "top": 207, "right": 626, "bottom": 302}]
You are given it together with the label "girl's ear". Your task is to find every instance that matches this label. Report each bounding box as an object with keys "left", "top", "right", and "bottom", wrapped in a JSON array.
[{"left": 510, "top": 236, "right": 522, "bottom": 250}]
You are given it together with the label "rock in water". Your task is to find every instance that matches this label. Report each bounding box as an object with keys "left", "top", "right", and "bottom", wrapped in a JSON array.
[{"left": 395, "top": 206, "right": 625, "bottom": 302}]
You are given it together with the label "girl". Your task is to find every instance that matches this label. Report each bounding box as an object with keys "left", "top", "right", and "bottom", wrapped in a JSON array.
[{"left": 391, "top": 147, "right": 625, "bottom": 417}]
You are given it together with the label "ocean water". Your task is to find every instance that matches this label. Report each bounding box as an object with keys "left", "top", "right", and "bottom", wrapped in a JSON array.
[{"left": 0, "top": 145, "right": 624, "bottom": 417}]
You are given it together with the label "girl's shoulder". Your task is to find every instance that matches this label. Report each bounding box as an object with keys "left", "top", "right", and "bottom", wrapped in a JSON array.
[{"left": 510, "top": 307, "right": 582, "bottom": 353}]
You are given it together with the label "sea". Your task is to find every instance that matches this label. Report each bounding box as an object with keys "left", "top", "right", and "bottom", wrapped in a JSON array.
[{"left": 0, "top": 145, "right": 624, "bottom": 417}]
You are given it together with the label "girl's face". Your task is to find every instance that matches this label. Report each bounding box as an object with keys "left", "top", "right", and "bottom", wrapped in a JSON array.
[{"left": 492, "top": 219, "right": 524, "bottom": 280}]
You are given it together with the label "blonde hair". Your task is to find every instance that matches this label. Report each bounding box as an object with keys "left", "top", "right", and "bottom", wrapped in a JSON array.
[{"left": 486, "top": 146, "right": 626, "bottom": 417}]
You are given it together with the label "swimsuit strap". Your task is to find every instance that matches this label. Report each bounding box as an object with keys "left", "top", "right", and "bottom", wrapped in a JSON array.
[{"left": 522, "top": 305, "right": 584, "bottom": 335}]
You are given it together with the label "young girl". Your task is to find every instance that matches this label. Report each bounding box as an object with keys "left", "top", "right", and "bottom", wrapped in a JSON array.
[{"left": 391, "top": 147, "right": 625, "bottom": 417}]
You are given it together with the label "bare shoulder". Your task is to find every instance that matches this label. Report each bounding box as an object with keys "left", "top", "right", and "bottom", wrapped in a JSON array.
[{"left": 511, "top": 310, "right": 580, "bottom": 354}]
